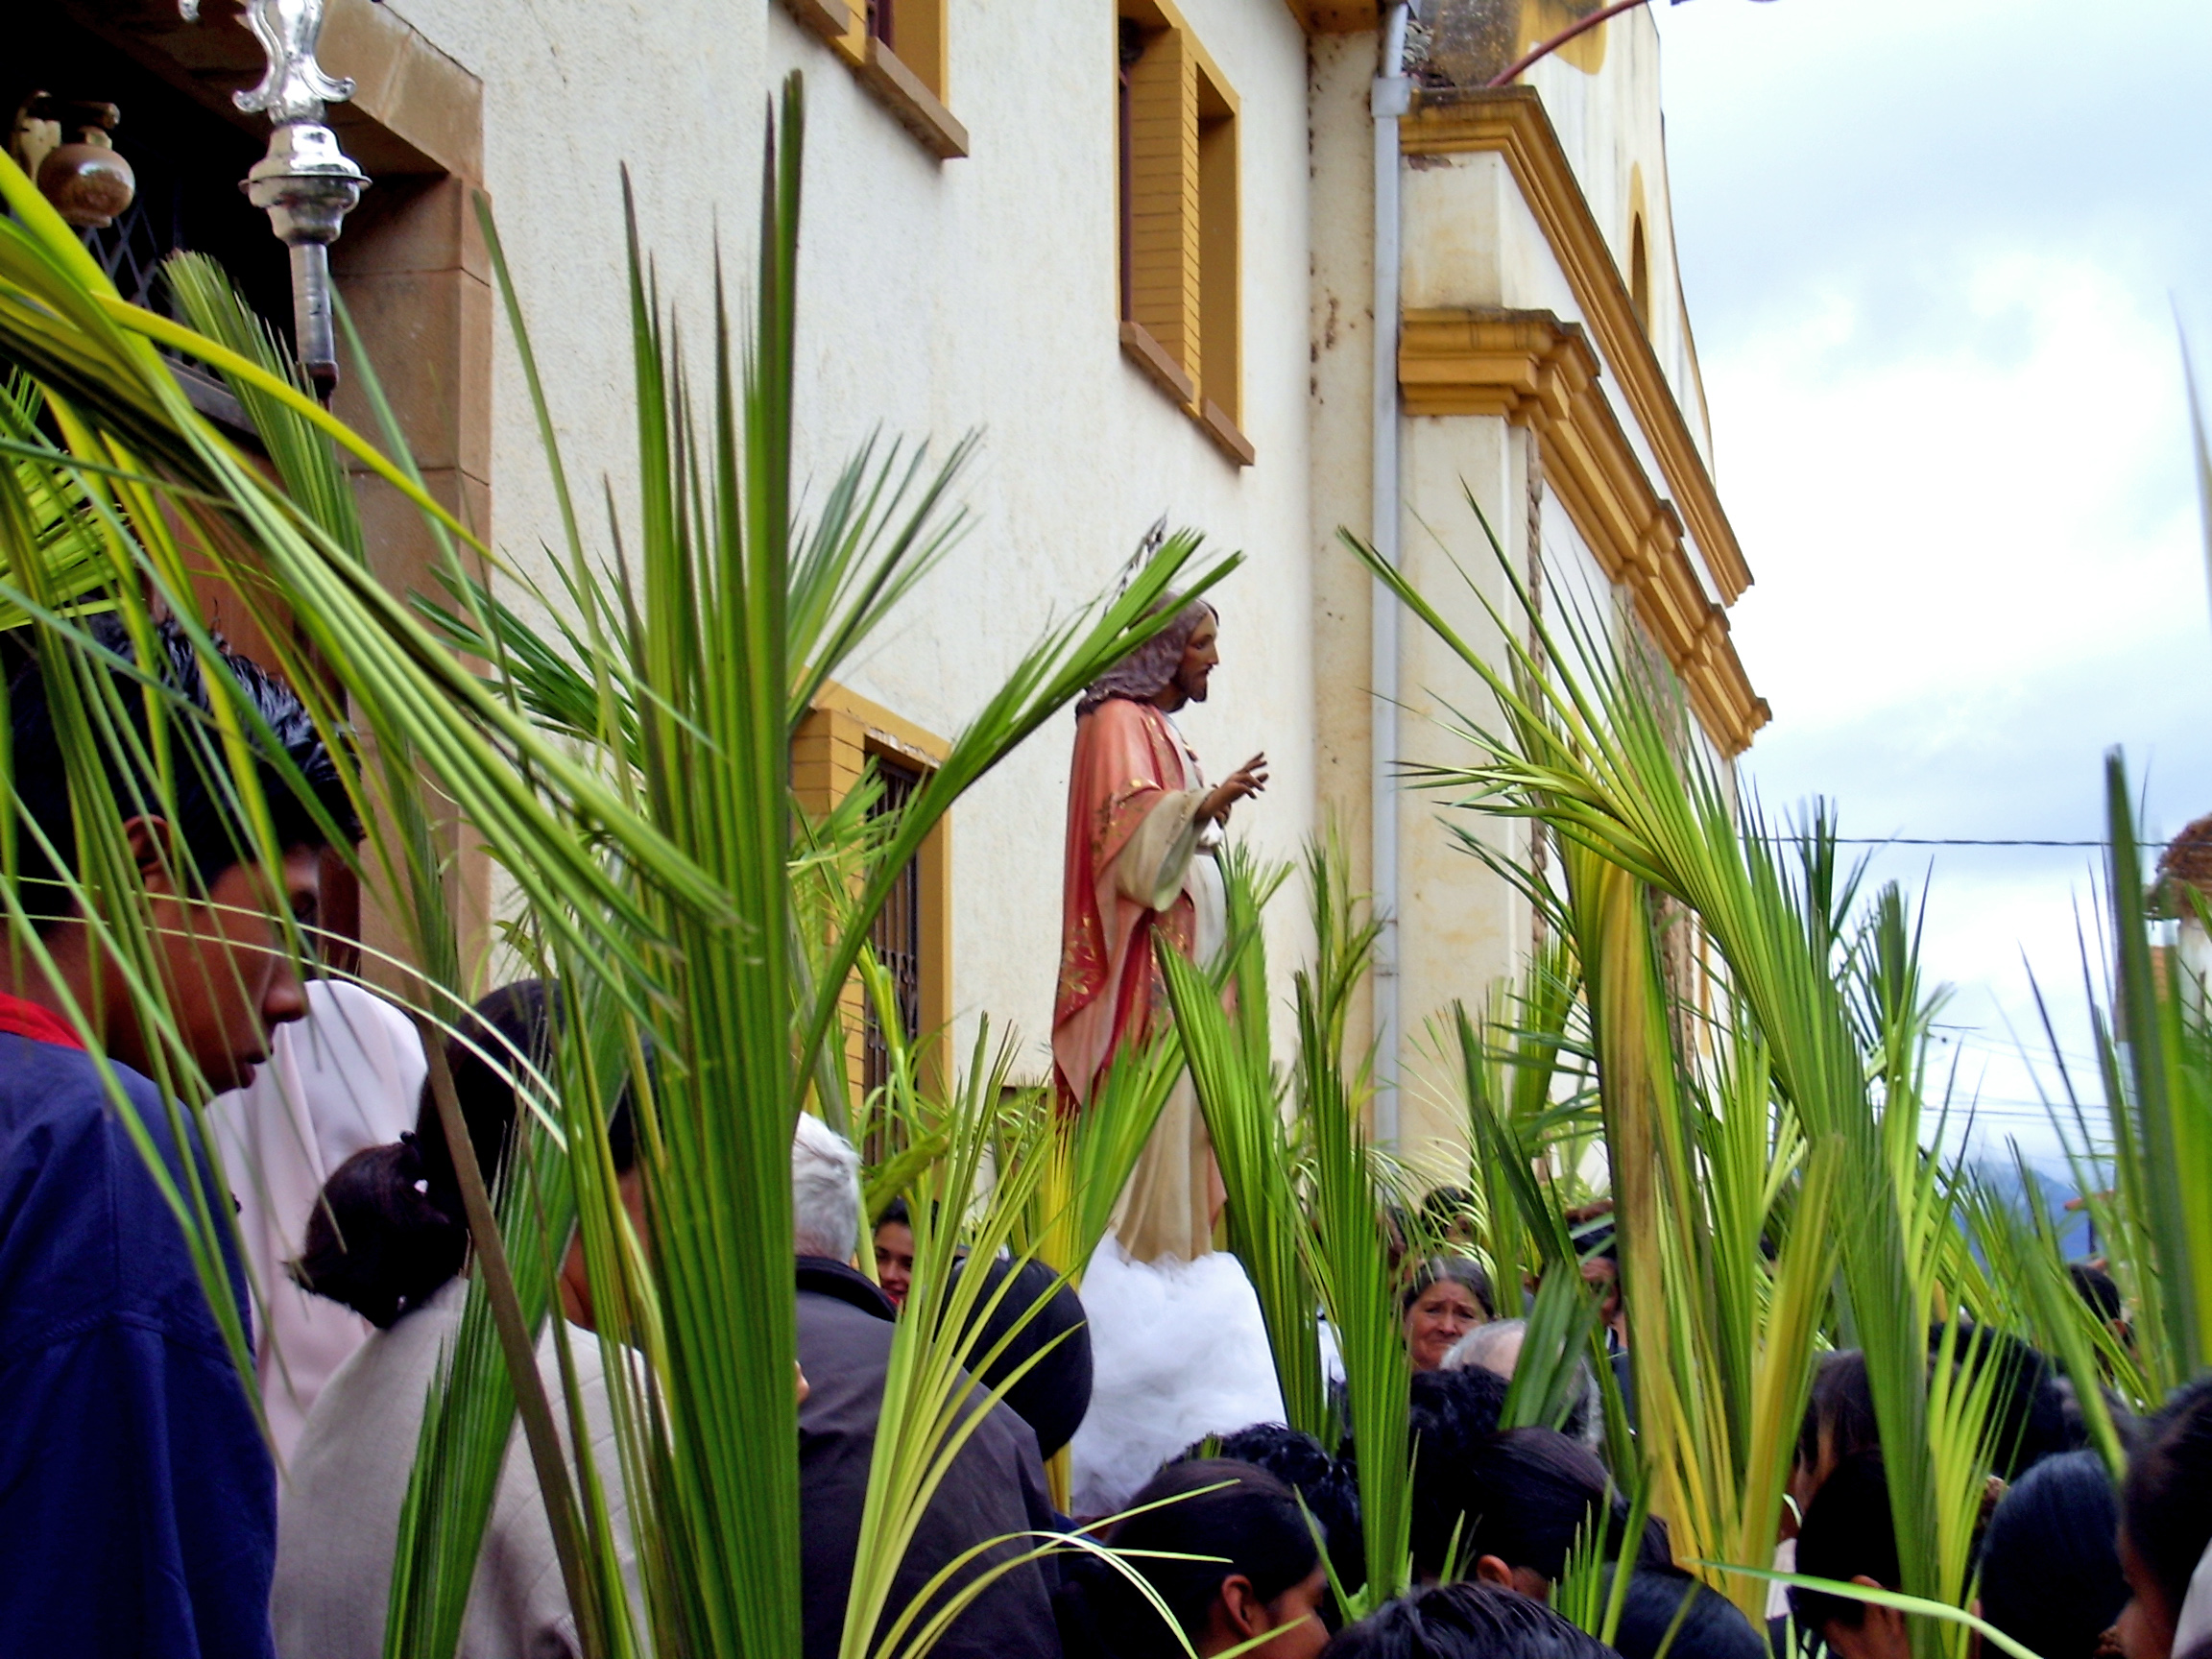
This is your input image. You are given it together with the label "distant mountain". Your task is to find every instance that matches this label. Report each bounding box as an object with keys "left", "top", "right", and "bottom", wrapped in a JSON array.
[{"left": 1965, "top": 1154, "right": 2103, "bottom": 1259}]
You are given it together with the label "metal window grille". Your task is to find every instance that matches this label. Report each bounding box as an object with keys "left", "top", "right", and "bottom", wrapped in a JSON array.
[
  {"left": 862, "top": 757, "right": 925, "bottom": 1097},
  {"left": 81, "top": 177, "right": 185, "bottom": 316}
]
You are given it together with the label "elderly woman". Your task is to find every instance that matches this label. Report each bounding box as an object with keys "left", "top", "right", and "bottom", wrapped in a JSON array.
[{"left": 1403, "top": 1257, "right": 1495, "bottom": 1374}]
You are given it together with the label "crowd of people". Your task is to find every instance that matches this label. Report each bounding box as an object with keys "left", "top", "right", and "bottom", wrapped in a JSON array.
[{"left": 8, "top": 619, "right": 2212, "bottom": 1659}]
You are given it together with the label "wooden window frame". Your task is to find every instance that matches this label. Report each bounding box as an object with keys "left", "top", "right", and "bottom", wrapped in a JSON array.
[
  {"left": 791, "top": 682, "right": 953, "bottom": 1108},
  {"left": 1116, "top": 0, "right": 1252, "bottom": 467},
  {"left": 781, "top": 0, "right": 969, "bottom": 160}
]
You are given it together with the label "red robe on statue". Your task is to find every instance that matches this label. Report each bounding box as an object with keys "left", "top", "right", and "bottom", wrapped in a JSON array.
[{"left": 1052, "top": 697, "right": 1221, "bottom": 1262}]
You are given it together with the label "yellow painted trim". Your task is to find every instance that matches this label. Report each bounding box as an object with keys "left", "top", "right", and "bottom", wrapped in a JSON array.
[
  {"left": 1400, "top": 308, "right": 1769, "bottom": 756},
  {"left": 1626, "top": 163, "right": 1650, "bottom": 334},
  {"left": 1403, "top": 88, "right": 1753, "bottom": 607},
  {"left": 1192, "top": 42, "right": 1241, "bottom": 120},
  {"left": 808, "top": 680, "right": 950, "bottom": 769},
  {"left": 892, "top": 0, "right": 949, "bottom": 101},
  {"left": 1124, "top": 0, "right": 1235, "bottom": 108},
  {"left": 795, "top": 681, "right": 954, "bottom": 1100},
  {"left": 1281, "top": 0, "right": 1383, "bottom": 31},
  {"left": 822, "top": 1, "right": 965, "bottom": 160},
  {"left": 1194, "top": 54, "right": 1242, "bottom": 436}
]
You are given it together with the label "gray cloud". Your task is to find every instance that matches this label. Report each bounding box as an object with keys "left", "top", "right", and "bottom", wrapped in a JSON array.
[{"left": 1646, "top": 0, "right": 2212, "bottom": 1165}]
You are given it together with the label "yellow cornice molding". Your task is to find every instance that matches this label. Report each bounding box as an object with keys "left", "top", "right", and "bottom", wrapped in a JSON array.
[
  {"left": 1401, "top": 308, "right": 1770, "bottom": 756},
  {"left": 1403, "top": 87, "right": 1754, "bottom": 608},
  {"left": 1282, "top": 0, "right": 1382, "bottom": 32}
]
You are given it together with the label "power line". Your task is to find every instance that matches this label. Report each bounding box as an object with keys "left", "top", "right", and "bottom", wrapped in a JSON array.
[
  {"left": 1745, "top": 834, "right": 2120, "bottom": 849},
  {"left": 1819, "top": 838, "right": 2109, "bottom": 849}
]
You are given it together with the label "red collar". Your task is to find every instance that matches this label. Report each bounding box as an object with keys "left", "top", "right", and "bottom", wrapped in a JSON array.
[{"left": 0, "top": 992, "right": 87, "bottom": 1052}]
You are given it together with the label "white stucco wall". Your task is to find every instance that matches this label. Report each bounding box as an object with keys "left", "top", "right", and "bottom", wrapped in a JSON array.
[
  {"left": 376, "top": 0, "right": 1321, "bottom": 1073},
  {"left": 1307, "top": 31, "right": 1384, "bottom": 1046},
  {"left": 1390, "top": 412, "right": 1536, "bottom": 1172}
]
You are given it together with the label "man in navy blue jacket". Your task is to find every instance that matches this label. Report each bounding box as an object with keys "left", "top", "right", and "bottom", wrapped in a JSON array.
[{"left": 0, "top": 615, "right": 359, "bottom": 1657}]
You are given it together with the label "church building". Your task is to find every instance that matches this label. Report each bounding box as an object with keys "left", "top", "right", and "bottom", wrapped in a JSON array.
[{"left": 8, "top": 0, "right": 1764, "bottom": 1169}]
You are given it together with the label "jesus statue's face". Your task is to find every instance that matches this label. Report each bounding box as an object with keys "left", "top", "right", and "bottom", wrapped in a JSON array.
[{"left": 1172, "top": 613, "right": 1220, "bottom": 706}]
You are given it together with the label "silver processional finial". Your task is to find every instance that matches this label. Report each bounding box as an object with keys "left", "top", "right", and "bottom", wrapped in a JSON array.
[{"left": 179, "top": 0, "right": 371, "bottom": 399}]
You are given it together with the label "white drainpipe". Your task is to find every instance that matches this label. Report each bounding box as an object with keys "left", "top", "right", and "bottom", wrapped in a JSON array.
[{"left": 1371, "top": 3, "right": 1413, "bottom": 1150}]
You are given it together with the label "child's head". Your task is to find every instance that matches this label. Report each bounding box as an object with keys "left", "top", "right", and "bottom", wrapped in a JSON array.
[
  {"left": 1056, "top": 1458, "right": 1330, "bottom": 1659},
  {"left": 1790, "top": 1453, "right": 1907, "bottom": 1659},
  {"left": 1321, "top": 1581, "right": 1615, "bottom": 1659}
]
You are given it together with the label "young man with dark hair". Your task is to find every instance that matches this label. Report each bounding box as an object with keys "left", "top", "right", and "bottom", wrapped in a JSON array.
[{"left": 0, "top": 615, "right": 360, "bottom": 1657}]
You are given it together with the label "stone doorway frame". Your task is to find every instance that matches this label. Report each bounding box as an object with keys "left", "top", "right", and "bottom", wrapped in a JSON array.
[{"left": 61, "top": 0, "right": 493, "bottom": 981}]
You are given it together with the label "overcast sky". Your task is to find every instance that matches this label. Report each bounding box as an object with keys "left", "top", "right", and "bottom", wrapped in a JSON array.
[{"left": 1649, "top": 0, "right": 2212, "bottom": 1167}]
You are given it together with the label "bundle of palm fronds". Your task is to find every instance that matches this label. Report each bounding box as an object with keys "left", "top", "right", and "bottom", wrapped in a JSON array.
[
  {"left": 1331, "top": 504, "right": 2068, "bottom": 1656},
  {"left": 0, "top": 74, "right": 1242, "bottom": 1659}
]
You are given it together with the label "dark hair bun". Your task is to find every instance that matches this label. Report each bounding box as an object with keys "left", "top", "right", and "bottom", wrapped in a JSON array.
[{"left": 290, "top": 1135, "right": 467, "bottom": 1329}]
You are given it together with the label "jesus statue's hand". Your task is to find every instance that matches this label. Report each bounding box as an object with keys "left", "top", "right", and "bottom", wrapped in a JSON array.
[{"left": 1202, "top": 753, "right": 1268, "bottom": 826}]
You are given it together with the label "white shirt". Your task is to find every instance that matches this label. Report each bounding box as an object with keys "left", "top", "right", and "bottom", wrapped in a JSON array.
[{"left": 274, "top": 1280, "right": 643, "bottom": 1659}]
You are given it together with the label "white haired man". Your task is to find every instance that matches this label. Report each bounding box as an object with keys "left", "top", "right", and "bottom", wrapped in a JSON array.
[{"left": 791, "top": 1116, "right": 1060, "bottom": 1659}]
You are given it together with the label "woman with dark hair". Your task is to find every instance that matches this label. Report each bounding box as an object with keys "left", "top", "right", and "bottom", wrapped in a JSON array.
[
  {"left": 2119, "top": 1378, "right": 2212, "bottom": 1659},
  {"left": 1320, "top": 1581, "right": 1615, "bottom": 1659},
  {"left": 1186, "top": 1424, "right": 1365, "bottom": 1596},
  {"left": 273, "top": 982, "right": 644, "bottom": 1659},
  {"left": 1404, "top": 1258, "right": 1495, "bottom": 1374},
  {"left": 1056, "top": 1458, "right": 1331, "bottom": 1659},
  {"left": 873, "top": 1195, "right": 916, "bottom": 1310}
]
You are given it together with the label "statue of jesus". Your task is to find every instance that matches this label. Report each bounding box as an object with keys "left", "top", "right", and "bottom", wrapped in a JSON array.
[{"left": 1051, "top": 596, "right": 1267, "bottom": 1263}]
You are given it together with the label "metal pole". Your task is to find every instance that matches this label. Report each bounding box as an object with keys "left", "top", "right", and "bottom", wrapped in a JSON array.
[{"left": 1371, "top": 2, "right": 1412, "bottom": 1151}]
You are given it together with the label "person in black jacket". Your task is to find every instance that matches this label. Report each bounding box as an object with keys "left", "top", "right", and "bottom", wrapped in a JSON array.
[{"left": 792, "top": 1115, "right": 1063, "bottom": 1659}]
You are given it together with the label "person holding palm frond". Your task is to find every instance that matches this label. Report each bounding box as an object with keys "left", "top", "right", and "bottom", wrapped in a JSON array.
[{"left": 0, "top": 616, "right": 356, "bottom": 1659}]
